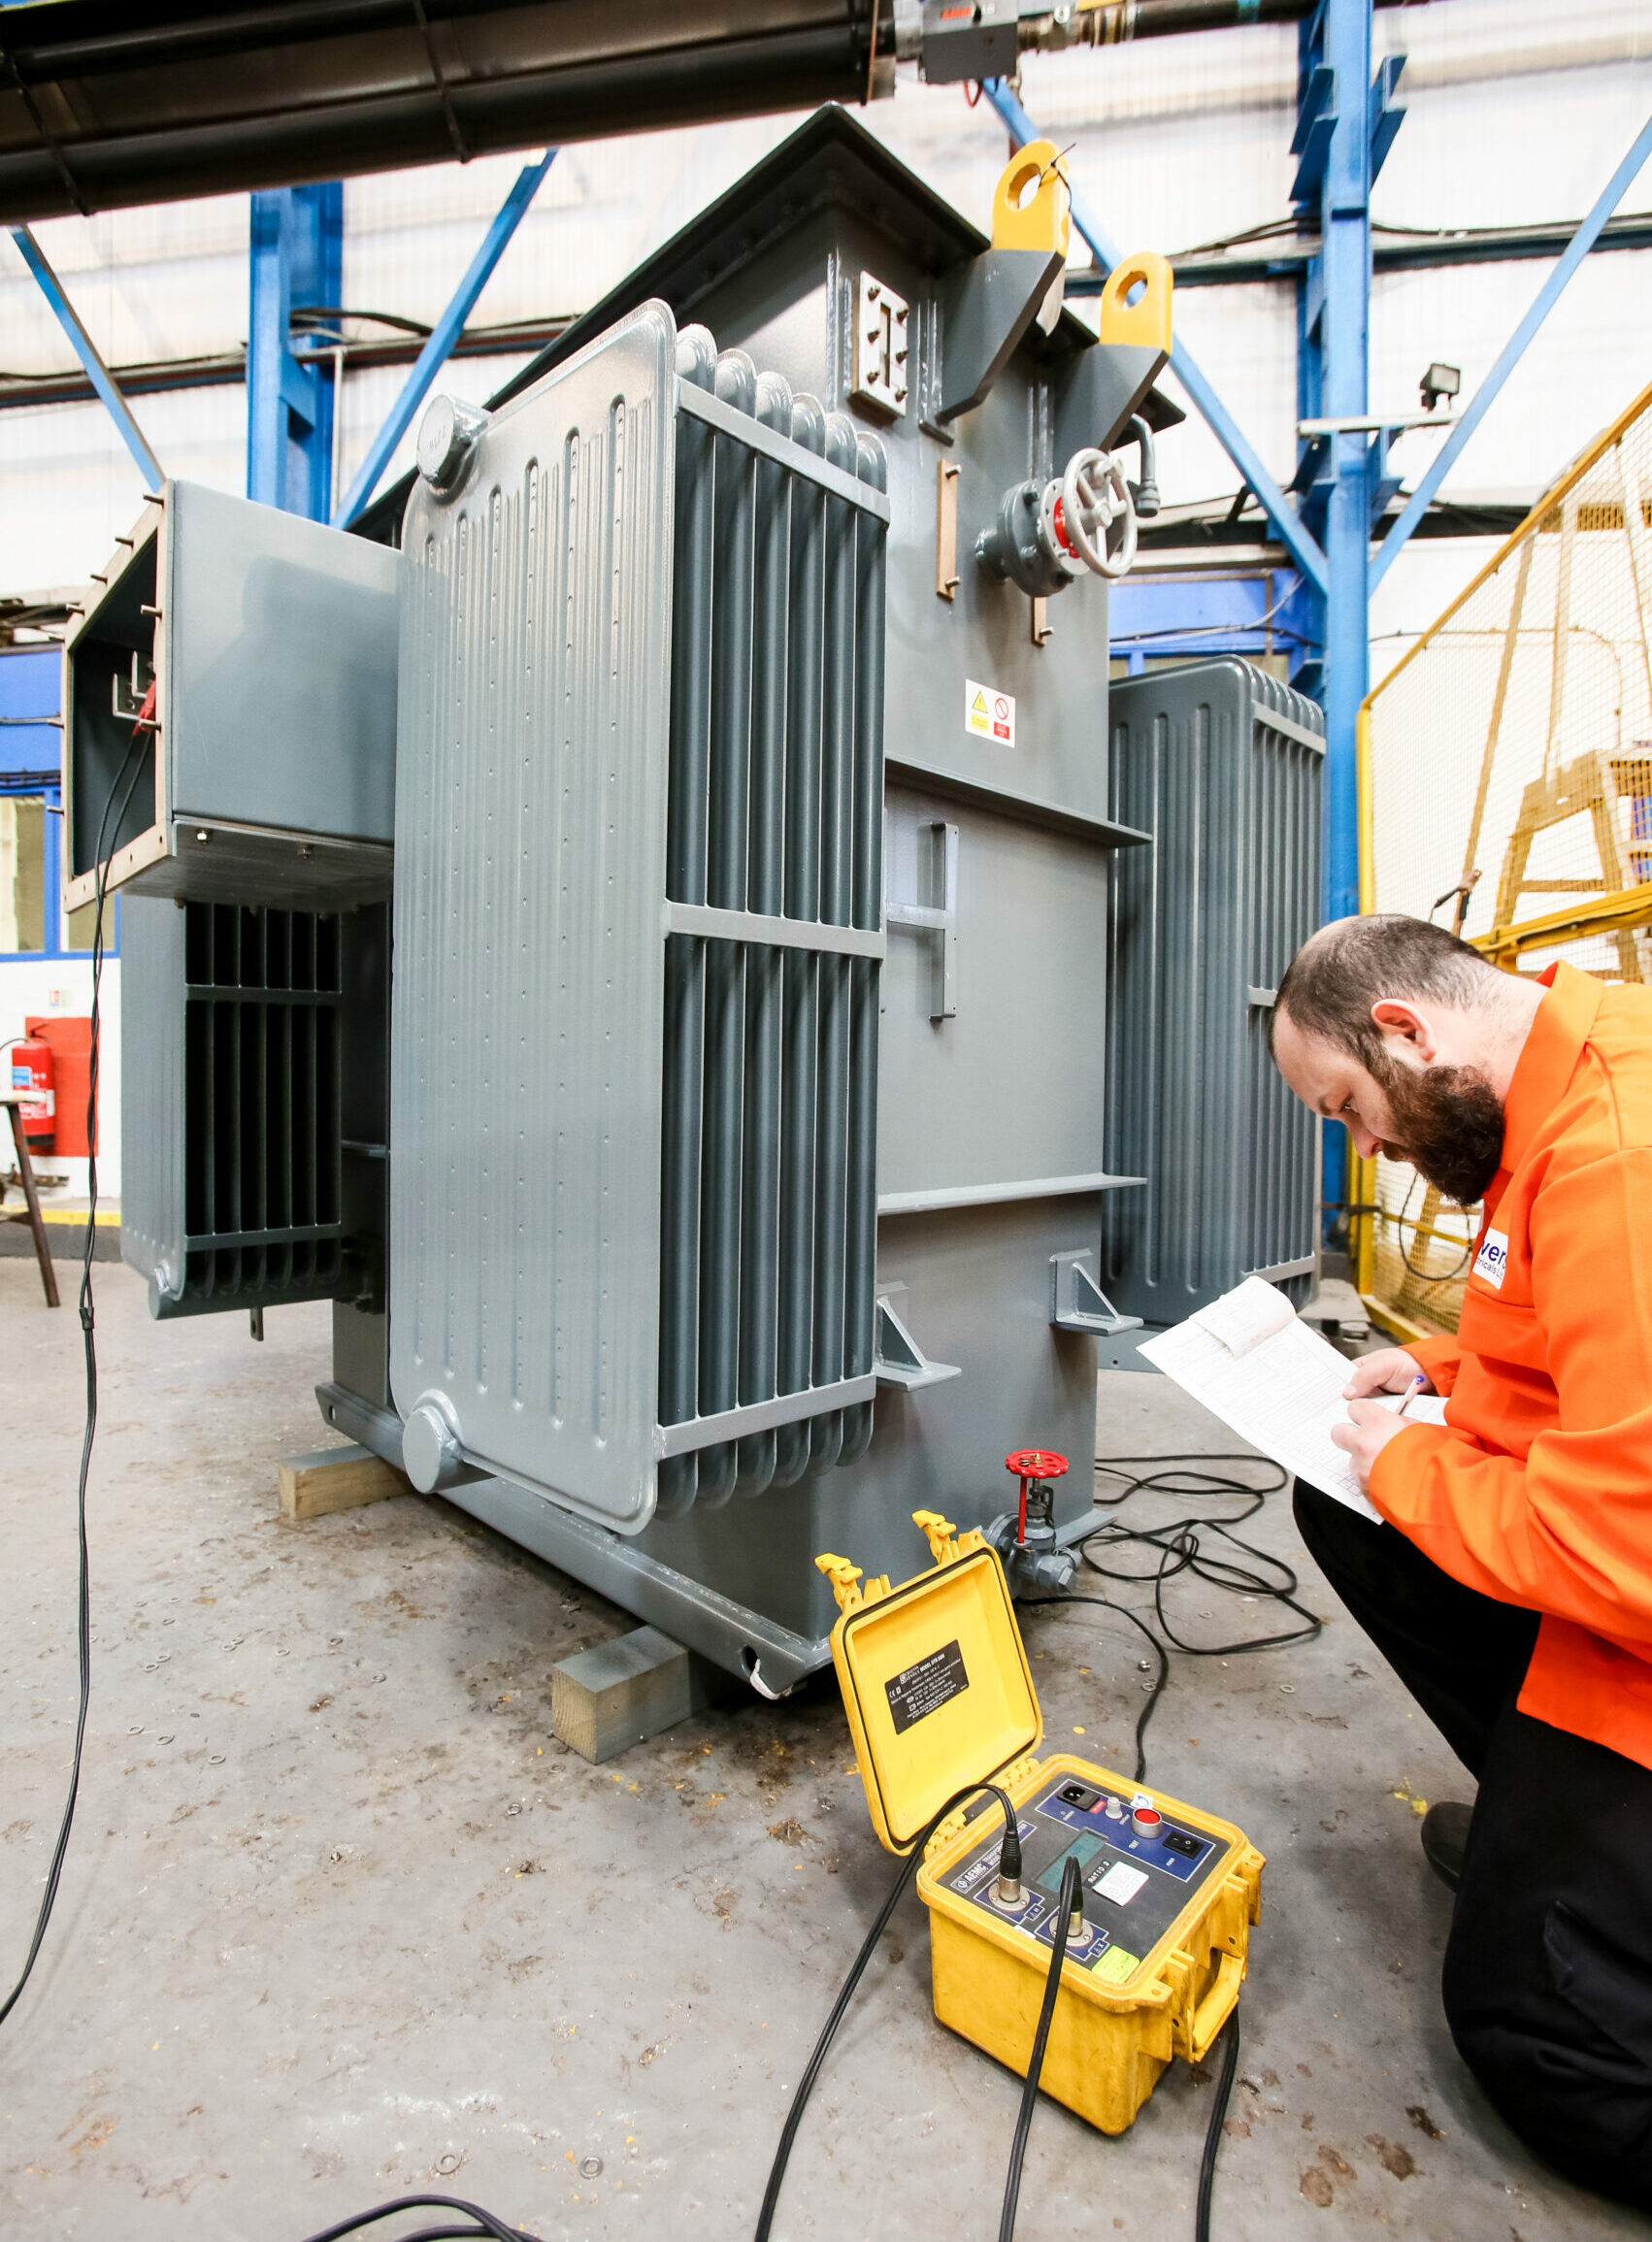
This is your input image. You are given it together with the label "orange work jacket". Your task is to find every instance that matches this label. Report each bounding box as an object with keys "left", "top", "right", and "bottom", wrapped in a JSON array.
[{"left": 1369, "top": 959, "right": 1652, "bottom": 1771}]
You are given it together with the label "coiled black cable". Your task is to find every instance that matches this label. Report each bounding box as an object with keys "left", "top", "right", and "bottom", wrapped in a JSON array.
[
  {"left": 1020, "top": 1453, "right": 1320, "bottom": 1785},
  {"left": 296, "top": 2194, "right": 533, "bottom": 2242}
]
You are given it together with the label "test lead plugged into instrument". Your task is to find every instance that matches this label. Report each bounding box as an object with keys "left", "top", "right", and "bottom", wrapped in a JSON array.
[{"left": 993, "top": 1787, "right": 1025, "bottom": 1905}]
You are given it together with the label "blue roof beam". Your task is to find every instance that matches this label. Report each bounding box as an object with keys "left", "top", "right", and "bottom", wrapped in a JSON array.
[
  {"left": 335, "top": 148, "right": 556, "bottom": 528},
  {"left": 8, "top": 222, "right": 163, "bottom": 490},
  {"left": 1370, "top": 107, "right": 1652, "bottom": 594}
]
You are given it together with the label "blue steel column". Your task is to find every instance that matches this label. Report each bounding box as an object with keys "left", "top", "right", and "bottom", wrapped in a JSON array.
[
  {"left": 1293, "top": 0, "right": 1371, "bottom": 931},
  {"left": 1321, "top": 0, "right": 1371, "bottom": 933},
  {"left": 1291, "top": 0, "right": 1383, "bottom": 1237},
  {"left": 247, "top": 182, "right": 343, "bottom": 519}
]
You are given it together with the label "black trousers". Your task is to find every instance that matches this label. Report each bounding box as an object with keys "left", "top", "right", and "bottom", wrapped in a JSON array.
[{"left": 1296, "top": 1480, "right": 1652, "bottom": 2209}]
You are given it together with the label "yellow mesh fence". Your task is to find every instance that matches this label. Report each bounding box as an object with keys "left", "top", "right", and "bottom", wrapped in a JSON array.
[{"left": 1357, "top": 377, "right": 1652, "bottom": 1340}]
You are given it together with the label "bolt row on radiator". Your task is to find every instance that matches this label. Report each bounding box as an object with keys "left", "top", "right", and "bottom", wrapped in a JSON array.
[{"left": 656, "top": 328, "right": 888, "bottom": 1516}]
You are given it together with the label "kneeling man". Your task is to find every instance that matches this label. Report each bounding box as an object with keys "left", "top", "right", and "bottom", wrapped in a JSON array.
[{"left": 1271, "top": 914, "right": 1652, "bottom": 2209}]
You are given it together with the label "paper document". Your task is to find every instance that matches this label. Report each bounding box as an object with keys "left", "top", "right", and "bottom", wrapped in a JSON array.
[{"left": 1139, "top": 1277, "right": 1441, "bottom": 1523}]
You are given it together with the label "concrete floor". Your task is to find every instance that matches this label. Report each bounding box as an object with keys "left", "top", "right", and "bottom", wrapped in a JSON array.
[{"left": 1, "top": 1257, "right": 1643, "bottom": 2242}]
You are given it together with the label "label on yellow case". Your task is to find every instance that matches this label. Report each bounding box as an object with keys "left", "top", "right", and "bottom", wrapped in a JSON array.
[{"left": 1092, "top": 1945, "right": 1139, "bottom": 1984}]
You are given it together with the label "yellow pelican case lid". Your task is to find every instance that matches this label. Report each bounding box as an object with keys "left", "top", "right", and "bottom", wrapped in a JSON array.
[{"left": 817, "top": 1513, "right": 1042, "bottom": 1855}]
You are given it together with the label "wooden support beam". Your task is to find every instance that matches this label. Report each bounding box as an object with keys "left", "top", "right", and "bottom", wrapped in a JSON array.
[
  {"left": 551, "top": 1626, "right": 726, "bottom": 1765},
  {"left": 279, "top": 1441, "right": 409, "bottom": 1522}
]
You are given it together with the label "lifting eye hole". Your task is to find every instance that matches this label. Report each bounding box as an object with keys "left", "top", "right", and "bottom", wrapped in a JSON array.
[{"left": 1009, "top": 161, "right": 1043, "bottom": 210}]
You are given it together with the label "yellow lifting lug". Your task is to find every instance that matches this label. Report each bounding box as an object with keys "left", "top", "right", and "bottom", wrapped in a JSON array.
[
  {"left": 1097, "top": 250, "right": 1173, "bottom": 354},
  {"left": 991, "top": 139, "right": 1073, "bottom": 260}
]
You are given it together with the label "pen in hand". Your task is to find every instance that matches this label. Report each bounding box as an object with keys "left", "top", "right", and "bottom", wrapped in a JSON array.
[{"left": 1395, "top": 1371, "right": 1427, "bottom": 1419}]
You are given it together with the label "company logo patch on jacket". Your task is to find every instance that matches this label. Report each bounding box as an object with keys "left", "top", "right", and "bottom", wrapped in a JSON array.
[{"left": 1472, "top": 1229, "right": 1510, "bottom": 1290}]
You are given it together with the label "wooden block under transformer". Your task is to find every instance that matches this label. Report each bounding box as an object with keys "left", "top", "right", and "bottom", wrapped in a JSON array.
[
  {"left": 279, "top": 1441, "right": 409, "bottom": 1522},
  {"left": 551, "top": 1626, "right": 725, "bottom": 1764}
]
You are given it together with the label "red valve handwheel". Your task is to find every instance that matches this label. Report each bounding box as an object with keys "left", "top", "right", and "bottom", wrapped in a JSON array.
[
  {"left": 1006, "top": 1448, "right": 1070, "bottom": 1545},
  {"left": 1006, "top": 1449, "right": 1069, "bottom": 1483}
]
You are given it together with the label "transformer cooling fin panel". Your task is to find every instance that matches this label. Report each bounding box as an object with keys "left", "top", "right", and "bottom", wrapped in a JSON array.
[{"left": 389, "top": 305, "right": 678, "bottom": 1531}]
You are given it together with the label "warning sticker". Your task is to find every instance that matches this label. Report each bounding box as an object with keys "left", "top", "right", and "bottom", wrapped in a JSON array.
[
  {"left": 1092, "top": 1944, "right": 1140, "bottom": 1984},
  {"left": 885, "top": 1638, "right": 969, "bottom": 1734},
  {"left": 965, "top": 677, "right": 1015, "bottom": 747}
]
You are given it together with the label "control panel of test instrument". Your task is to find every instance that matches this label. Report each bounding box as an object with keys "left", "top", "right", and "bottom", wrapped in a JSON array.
[{"left": 942, "top": 1774, "right": 1232, "bottom": 1983}]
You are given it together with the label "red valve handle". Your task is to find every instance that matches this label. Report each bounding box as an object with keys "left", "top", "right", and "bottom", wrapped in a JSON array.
[
  {"left": 1006, "top": 1448, "right": 1069, "bottom": 1482},
  {"left": 1006, "top": 1448, "right": 1069, "bottom": 1546}
]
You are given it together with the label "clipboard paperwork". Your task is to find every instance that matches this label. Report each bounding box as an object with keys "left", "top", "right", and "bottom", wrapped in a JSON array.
[{"left": 1138, "top": 1278, "right": 1445, "bottom": 1524}]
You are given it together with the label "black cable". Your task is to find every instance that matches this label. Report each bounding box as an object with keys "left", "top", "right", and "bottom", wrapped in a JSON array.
[
  {"left": 998, "top": 1852, "right": 1084, "bottom": 2242},
  {"left": 755, "top": 1780, "right": 1021, "bottom": 2242},
  {"left": 1021, "top": 1454, "right": 1319, "bottom": 1784},
  {"left": 0, "top": 707, "right": 148, "bottom": 2032},
  {"left": 1020, "top": 1593, "right": 1169, "bottom": 1781},
  {"left": 1195, "top": 2012, "right": 1240, "bottom": 2242},
  {"left": 296, "top": 2195, "right": 532, "bottom": 2242}
]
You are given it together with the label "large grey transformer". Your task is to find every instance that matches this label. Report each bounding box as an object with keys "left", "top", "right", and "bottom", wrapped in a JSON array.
[{"left": 82, "top": 110, "right": 1321, "bottom": 1695}]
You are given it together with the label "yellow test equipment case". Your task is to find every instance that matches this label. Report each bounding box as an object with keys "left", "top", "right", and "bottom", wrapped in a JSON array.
[{"left": 817, "top": 1512, "right": 1265, "bottom": 2135}]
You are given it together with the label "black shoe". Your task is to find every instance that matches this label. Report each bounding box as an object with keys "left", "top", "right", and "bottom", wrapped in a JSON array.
[{"left": 1421, "top": 1800, "right": 1472, "bottom": 1892}]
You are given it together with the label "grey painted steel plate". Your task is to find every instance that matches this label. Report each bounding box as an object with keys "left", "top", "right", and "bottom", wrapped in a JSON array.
[{"left": 390, "top": 304, "right": 677, "bottom": 1532}]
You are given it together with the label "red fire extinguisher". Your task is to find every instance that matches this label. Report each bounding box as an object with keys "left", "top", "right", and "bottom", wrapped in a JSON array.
[{"left": 11, "top": 1036, "right": 55, "bottom": 1154}]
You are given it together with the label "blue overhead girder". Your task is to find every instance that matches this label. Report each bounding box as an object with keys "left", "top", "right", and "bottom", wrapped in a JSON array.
[{"left": 247, "top": 182, "right": 344, "bottom": 520}]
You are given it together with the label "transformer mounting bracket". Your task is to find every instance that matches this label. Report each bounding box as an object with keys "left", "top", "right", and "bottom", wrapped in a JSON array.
[
  {"left": 874, "top": 1282, "right": 961, "bottom": 1391},
  {"left": 1049, "top": 1250, "right": 1142, "bottom": 1337}
]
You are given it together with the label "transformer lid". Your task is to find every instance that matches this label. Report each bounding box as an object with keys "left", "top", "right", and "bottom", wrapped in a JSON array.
[{"left": 349, "top": 103, "right": 1181, "bottom": 546}]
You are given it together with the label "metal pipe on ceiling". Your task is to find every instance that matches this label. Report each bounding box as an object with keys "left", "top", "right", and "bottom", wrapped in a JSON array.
[
  {"left": 0, "top": 1, "right": 890, "bottom": 221},
  {"left": 1020, "top": 0, "right": 1428, "bottom": 41}
]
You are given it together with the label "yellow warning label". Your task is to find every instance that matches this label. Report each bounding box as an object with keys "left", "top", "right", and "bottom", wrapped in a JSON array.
[
  {"left": 1092, "top": 1944, "right": 1140, "bottom": 1984},
  {"left": 964, "top": 676, "right": 1015, "bottom": 747}
]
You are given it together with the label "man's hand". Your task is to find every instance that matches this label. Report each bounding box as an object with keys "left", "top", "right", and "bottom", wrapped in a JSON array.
[
  {"left": 1341, "top": 1345, "right": 1431, "bottom": 1402},
  {"left": 1331, "top": 1397, "right": 1414, "bottom": 1492}
]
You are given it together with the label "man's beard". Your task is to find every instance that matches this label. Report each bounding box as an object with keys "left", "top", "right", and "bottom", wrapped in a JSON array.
[{"left": 1371, "top": 1051, "right": 1505, "bottom": 1206}]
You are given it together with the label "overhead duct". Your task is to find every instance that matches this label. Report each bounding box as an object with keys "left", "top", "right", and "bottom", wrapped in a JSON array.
[
  {"left": 0, "top": 0, "right": 891, "bottom": 221},
  {"left": 0, "top": 0, "right": 1444, "bottom": 221}
]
